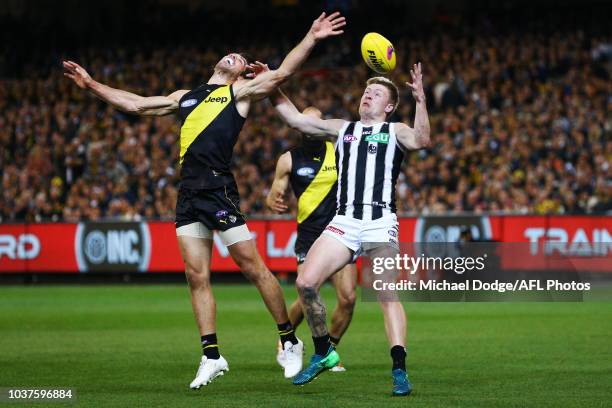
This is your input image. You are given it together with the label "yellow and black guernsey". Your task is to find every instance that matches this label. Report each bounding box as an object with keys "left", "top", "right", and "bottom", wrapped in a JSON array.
[
  {"left": 289, "top": 140, "right": 338, "bottom": 262},
  {"left": 177, "top": 84, "right": 245, "bottom": 189}
]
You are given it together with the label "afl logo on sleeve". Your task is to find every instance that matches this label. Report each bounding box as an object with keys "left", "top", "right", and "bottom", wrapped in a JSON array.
[
  {"left": 181, "top": 98, "right": 198, "bottom": 108},
  {"left": 297, "top": 167, "right": 315, "bottom": 177}
]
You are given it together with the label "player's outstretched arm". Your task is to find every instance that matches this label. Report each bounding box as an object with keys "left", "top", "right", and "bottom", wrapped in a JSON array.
[
  {"left": 395, "top": 62, "right": 431, "bottom": 150},
  {"left": 272, "top": 89, "right": 344, "bottom": 138},
  {"left": 234, "top": 12, "right": 346, "bottom": 100},
  {"left": 266, "top": 152, "right": 292, "bottom": 213},
  {"left": 62, "top": 60, "right": 188, "bottom": 116}
]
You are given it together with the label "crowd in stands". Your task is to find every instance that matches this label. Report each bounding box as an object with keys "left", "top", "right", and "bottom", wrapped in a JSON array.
[{"left": 1, "top": 11, "right": 610, "bottom": 222}]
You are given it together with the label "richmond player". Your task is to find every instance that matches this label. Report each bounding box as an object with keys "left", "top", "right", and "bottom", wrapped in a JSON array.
[
  {"left": 63, "top": 12, "right": 346, "bottom": 388},
  {"left": 266, "top": 107, "right": 357, "bottom": 373}
]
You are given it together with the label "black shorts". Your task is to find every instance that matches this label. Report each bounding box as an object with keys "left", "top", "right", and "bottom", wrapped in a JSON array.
[
  {"left": 295, "top": 226, "right": 358, "bottom": 265},
  {"left": 175, "top": 182, "right": 246, "bottom": 231},
  {"left": 295, "top": 228, "right": 321, "bottom": 264}
]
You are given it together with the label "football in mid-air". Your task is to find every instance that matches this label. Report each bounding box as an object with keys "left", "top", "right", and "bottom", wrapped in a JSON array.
[{"left": 360, "top": 32, "right": 396, "bottom": 74}]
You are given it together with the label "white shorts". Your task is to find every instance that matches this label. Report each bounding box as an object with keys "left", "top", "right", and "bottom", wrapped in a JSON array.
[
  {"left": 176, "top": 222, "right": 252, "bottom": 247},
  {"left": 321, "top": 214, "right": 399, "bottom": 253}
]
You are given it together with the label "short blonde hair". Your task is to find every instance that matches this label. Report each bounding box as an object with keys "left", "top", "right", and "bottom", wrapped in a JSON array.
[
  {"left": 366, "top": 77, "right": 399, "bottom": 117},
  {"left": 302, "top": 106, "right": 322, "bottom": 118}
]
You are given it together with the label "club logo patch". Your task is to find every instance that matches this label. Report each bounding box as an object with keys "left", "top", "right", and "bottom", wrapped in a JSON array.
[
  {"left": 228, "top": 215, "right": 237, "bottom": 223},
  {"left": 368, "top": 144, "right": 378, "bottom": 154},
  {"left": 180, "top": 98, "right": 197, "bottom": 108}
]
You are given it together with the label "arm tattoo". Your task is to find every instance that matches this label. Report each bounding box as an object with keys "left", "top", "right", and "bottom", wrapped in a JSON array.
[{"left": 299, "top": 286, "right": 328, "bottom": 337}]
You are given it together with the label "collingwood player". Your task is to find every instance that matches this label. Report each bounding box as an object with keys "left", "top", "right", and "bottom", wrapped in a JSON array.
[
  {"left": 273, "top": 64, "right": 430, "bottom": 395},
  {"left": 266, "top": 107, "right": 357, "bottom": 374},
  {"left": 63, "top": 12, "right": 346, "bottom": 389}
]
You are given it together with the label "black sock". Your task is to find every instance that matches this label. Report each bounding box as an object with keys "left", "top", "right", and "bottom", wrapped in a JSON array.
[
  {"left": 277, "top": 321, "right": 298, "bottom": 346},
  {"left": 329, "top": 336, "right": 340, "bottom": 348},
  {"left": 201, "top": 334, "right": 220, "bottom": 359},
  {"left": 390, "top": 345, "right": 406, "bottom": 371},
  {"left": 313, "top": 334, "right": 331, "bottom": 356}
]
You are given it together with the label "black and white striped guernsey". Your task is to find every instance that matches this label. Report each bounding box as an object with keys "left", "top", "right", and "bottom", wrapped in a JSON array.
[{"left": 335, "top": 121, "right": 404, "bottom": 220}]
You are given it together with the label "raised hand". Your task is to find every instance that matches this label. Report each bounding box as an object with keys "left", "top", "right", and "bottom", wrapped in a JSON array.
[
  {"left": 406, "top": 62, "right": 425, "bottom": 103},
  {"left": 245, "top": 61, "right": 270, "bottom": 79},
  {"left": 309, "top": 12, "right": 346, "bottom": 41},
  {"left": 62, "top": 60, "right": 93, "bottom": 89}
]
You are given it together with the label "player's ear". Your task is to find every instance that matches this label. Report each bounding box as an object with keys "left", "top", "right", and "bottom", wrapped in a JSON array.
[{"left": 384, "top": 103, "right": 394, "bottom": 114}]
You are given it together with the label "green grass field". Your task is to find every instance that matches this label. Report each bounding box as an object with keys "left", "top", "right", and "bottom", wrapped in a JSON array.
[{"left": 1, "top": 284, "right": 611, "bottom": 407}]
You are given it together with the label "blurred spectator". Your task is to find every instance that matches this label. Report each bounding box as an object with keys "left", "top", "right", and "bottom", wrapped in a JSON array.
[{"left": 0, "top": 14, "right": 610, "bottom": 222}]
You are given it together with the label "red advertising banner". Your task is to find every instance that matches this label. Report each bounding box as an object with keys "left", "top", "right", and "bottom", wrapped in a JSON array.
[
  {"left": 0, "top": 216, "right": 610, "bottom": 273},
  {"left": 500, "top": 216, "right": 612, "bottom": 271},
  {"left": 0, "top": 224, "right": 77, "bottom": 272}
]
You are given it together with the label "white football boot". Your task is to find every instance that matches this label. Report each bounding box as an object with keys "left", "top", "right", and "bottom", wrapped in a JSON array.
[
  {"left": 281, "top": 339, "right": 304, "bottom": 378},
  {"left": 276, "top": 340, "right": 286, "bottom": 368},
  {"left": 189, "top": 355, "right": 229, "bottom": 389}
]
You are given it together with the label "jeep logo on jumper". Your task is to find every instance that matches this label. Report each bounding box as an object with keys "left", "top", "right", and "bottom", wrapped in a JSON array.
[
  {"left": 75, "top": 222, "right": 151, "bottom": 272},
  {"left": 364, "top": 133, "right": 389, "bottom": 144},
  {"left": 204, "top": 96, "right": 228, "bottom": 103}
]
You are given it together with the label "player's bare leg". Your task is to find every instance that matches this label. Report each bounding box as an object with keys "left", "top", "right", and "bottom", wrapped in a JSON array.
[
  {"left": 285, "top": 262, "right": 356, "bottom": 372},
  {"left": 178, "top": 235, "right": 229, "bottom": 389},
  {"left": 329, "top": 263, "right": 357, "bottom": 344},
  {"left": 179, "top": 236, "right": 215, "bottom": 337},
  {"left": 289, "top": 263, "right": 357, "bottom": 339},
  {"left": 228, "top": 239, "right": 290, "bottom": 323},
  {"left": 228, "top": 238, "right": 303, "bottom": 378},
  {"left": 327, "top": 263, "right": 357, "bottom": 371},
  {"left": 366, "top": 243, "right": 411, "bottom": 396},
  {"left": 287, "top": 263, "right": 306, "bottom": 327},
  {"left": 293, "top": 235, "right": 352, "bottom": 384}
]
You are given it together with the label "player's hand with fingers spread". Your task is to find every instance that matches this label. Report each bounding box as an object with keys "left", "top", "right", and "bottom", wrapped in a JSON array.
[
  {"left": 406, "top": 62, "right": 426, "bottom": 103},
  {"left": 309, "top": 11, "right": 346, "bottom": 41},
  {"left": 245, "top": 61, "right": 270, "bottom": 79},
  {"left": 62, "top": 60, "right": 93, "bottom": 89}
]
